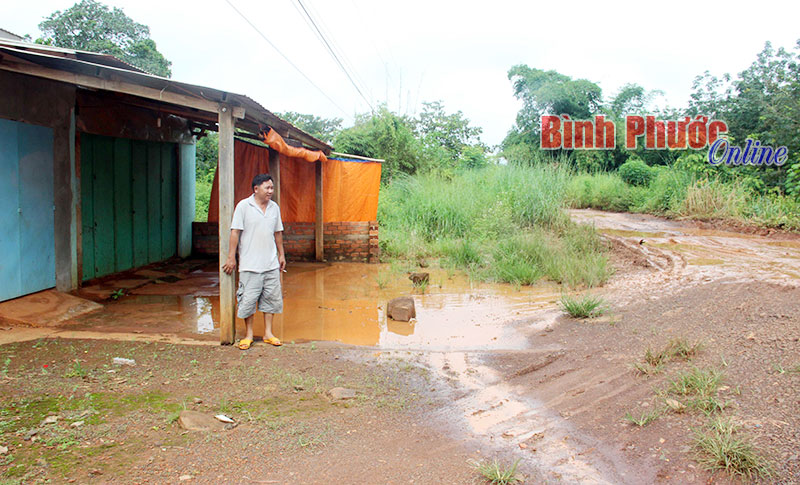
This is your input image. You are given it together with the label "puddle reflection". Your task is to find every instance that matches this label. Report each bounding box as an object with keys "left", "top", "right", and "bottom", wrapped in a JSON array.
[{"left": 72, "top": 263, "right": 561, "bottom": 349}]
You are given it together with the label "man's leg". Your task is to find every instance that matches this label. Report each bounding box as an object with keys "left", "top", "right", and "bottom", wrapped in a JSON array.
[
  {"left": 258, "top": 269, "right": 283, "bottom": 344},
  {"left": 243, "top": 314, "right": 255, "bottom": 342},
  {"left": 236, "top": 272, "right": 259, "bottom": 347},
  {"left": 263, "top": 313, "right": 276, "bottom": 340}
]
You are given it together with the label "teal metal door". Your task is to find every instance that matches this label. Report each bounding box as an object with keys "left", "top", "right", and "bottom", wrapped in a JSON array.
[
  {"left": 81, "top": 134, "right": 177, "bottom": 281},
  {"left": 0, "top": 119, "right": 55, "bottom": 302}
]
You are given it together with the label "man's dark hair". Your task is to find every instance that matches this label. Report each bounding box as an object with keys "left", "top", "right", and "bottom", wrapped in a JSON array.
[{"left": 251, "top": 173, "right": 273, "bottom": 190}]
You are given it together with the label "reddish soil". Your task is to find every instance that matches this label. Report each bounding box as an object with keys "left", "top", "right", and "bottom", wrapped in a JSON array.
[{"left": 0, "top": 209, "right": 798, "bottom": 484}]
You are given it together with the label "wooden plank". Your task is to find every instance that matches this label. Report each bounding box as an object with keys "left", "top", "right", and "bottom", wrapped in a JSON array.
[
  {"left": 79, "top": 134, "right": 94, "bottom": 281},
  {"left": 17, "top": 123, "right": 56, "bottom": 295},
  {"left": 0, "top": 120, "right": 22, "bottom": 300},
  {"left": 92, "top": 135, "right": 115, "bottom": 278},
  {"left": 315, "top": 159, "right": 323, "bottom": 261},
  {"left": 146, "top": 142, "right": 162, "bottom": 263},
  {"left": 160, "top": 144, "right": 177, "bottom": 260},
  {"left": 218, "top": 105, "right": 236, "bottom": 345},
  {"left": 131, "top": 141, "right": 149, "bottom": 267},
  {"left": 268, "top": 148, "right": 280, "bottom": 206},
  {"left": 113, "top": 138, "right": 133, "bottom": 272},
  {"left": 0, "top": 54, "right": 222, "bottom": 115}
]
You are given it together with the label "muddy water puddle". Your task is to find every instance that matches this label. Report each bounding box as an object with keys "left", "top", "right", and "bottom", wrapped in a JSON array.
[
  {"left": 571, "top": 208, "right": 800, "bottom": 285},
  {"left": 67, "top": 263, "right": 560, "bottom": 349}
]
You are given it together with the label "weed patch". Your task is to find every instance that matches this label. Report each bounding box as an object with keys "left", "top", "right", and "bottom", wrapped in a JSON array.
[
  {"left": 559, "top": 294, "right": 607, "bottom": 318},
  {"left": 624, "top": 408, "right": 661, "bottom": 427},
  {"left": 693, "top": 417, "right": 772, "bottom": 479},
  {"left": 469, "top": 458, "right": 522, "bottom": 484}
]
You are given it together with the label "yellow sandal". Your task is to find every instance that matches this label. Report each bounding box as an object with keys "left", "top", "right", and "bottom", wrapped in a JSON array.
[
  {"left": 264, "top": 337, "right": 282, "bottom": 347},
  {"left": 238, "top": 338, "right": 253, "bottom": 350}
]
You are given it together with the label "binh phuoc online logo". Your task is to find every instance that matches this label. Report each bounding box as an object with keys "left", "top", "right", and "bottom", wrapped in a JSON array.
[{"left": 540, "top": 115, "right": 789, "bottom": 166}]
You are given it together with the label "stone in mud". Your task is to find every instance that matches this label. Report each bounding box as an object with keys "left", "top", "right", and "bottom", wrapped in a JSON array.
[
  {"left": 408, "top": 272, "right": 429, "bottom": 285},
  {"left": 387, "top": 297, "right": 416, "bottom": 322},
  {"left": 328, "top": 387, "right": 357, "bottom": 400},
  {"left": 177, "top": 411, "right": 226, "bottom": 432}
]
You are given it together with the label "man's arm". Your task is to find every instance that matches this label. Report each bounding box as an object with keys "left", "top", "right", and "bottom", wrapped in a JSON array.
[
  {"left": 222, "top": 229, "right": 242, "bottom": 274},
  {"left": 275, "top": 231, "right": 286, "bottom": 272}
]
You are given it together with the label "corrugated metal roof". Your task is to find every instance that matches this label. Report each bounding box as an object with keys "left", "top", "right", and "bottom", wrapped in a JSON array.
[{"left": 0, "top": 39, "right": 331, "bottom": 152}]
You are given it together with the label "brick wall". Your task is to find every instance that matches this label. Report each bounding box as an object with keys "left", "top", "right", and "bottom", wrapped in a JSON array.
[{"left": 192, "top": 221, "right": 380, "bottom": 263}]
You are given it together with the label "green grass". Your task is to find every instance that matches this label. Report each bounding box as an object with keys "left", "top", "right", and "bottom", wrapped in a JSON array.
[
  {"left": 624, "top": 408, "right": 661, "bottom": 427},
  {"left": 469, "top": 458, "right": 522, "bottom": 484},
  {"left": 63, "top": 360, "right": 88, "bottom": 378},
  {"left": 566, "top": 166, "right": 800, "bottom": 231},
  {"left": 642, "top": 338, "right": 703, "bottom": 370},
  {"left": 693, "top": 417, "right": 772, "bottom": 479},
  {"left": 559, "top": 293, "right": 607, "bottom": 318},
  {"left": 378, "top": 165, "right": 610, "bottom": 288},
  {"left": 667, "top": 367, "right": 724, "bottom": 398}
]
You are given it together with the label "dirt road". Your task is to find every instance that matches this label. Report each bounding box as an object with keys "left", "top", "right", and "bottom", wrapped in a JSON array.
[
  {"left": 404, "top": 209, "right": 800, "bottom": 483},
  {"left": 1, "top": 209, "right": 798, "bottom": 483}
]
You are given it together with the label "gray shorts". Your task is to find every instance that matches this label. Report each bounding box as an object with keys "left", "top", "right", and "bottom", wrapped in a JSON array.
[{"left": 236, "top": 269, "right": 283, "bottom": 318}]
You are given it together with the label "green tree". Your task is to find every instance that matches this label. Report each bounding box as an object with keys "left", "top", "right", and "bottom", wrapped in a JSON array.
[
  {"left": 688, "top": 40, "right": 800, "bottom": 191},
  {"left": 38, "top": 0, "right": 172, "bottom": 77},
  {"left": 413, "top": 101, "right": 486, "bottom": 175},
  {"left": 415, "top": 101, "right": 484, "bottom": 158},
  {"left": 334, "top": 106, "right": 422, "bottom": 181},
  {"left": 502, "top": 65, "right": 603, "bottom": 164},
  {"left": 277, "top": 111, "right": 343, "bottom": 145}
]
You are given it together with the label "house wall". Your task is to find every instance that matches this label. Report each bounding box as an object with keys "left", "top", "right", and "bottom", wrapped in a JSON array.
[
  {"left": 0, "top": 69, "right": 197, "bottom": 295},
  {"left": 192, "top": 221, "right": 380, "bottom": 263},
  {"left": 0, "top": 70, "right": 77, "bottom": 292}
]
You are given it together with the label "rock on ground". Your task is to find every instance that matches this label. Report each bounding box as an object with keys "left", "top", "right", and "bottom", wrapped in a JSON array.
[
  {"left": 178, "top": 411, "right": 227, "bottom": 432},
  {"left": 387, "top": 297, "right": 416, "bottom": 322}
]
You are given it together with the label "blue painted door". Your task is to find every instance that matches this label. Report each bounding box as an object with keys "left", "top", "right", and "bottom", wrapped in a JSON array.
[{"left": 0, "top": 119, "right": 55, "bottom": 302}]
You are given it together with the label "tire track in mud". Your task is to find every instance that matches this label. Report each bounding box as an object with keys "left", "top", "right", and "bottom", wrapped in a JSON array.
[{"left": 390, "top": 210, "right": 800, "bottom": 483}]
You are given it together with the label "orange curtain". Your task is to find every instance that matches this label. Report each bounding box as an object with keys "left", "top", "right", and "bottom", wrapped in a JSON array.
[
  {"left": 207, "top": 140, "right": 270, "bottom": 223},
  {"left": 207, "top": 139, "right": 382, "bottom": 223},
  {"left": 322, "top": 159, "right": 381, "bottom": 222},
  {"left": 279, "top": 154, "right": 316, "bottom": 222}
]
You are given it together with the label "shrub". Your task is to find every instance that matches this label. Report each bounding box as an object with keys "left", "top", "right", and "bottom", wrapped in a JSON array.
[{"left": 618, "top": 158, "right": 654, "bottom": 186}]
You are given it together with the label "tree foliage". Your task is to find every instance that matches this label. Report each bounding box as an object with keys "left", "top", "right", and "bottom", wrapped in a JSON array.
[
  {"left": 277, "top": 111, "right": 342, "bottom": 145},
  {"left": 333, "top": 102, "right": 487, "bottom": 181},
  {"left": 503, "top": 65, "right": 602, "bottom": 150},
  {"left": 334, "top": 107, "right": 421, "bottom": 181},
  {"left": 688, "top": 40, "right": 800, "bottom": 192},
  {"left": 38, "top": 0, "right": 172, "bottom": 77}
]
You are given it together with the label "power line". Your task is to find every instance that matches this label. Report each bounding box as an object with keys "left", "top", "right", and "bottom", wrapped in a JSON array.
[
  {"left": 300, "top": 0, "right": 376, "bottom": 104},
  {"left": 221, "top": 0, "right": 350, "bottom": 117},
  {"left": 290, "top": 0, "right": 375, "bottom": 112}
]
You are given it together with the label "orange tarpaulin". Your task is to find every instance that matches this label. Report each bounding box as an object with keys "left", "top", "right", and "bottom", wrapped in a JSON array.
[
  {"left": 263, "top": 128, "right": 327, "bottom": 163},
  {"left": 322, "top": 157, "right": 381, "bottom": 222},
  {"left": 207, "top": 139, "right": 381, "bottom": 223},
  {"left": 207, "top": 140, "right": 270, "bottom": 223}
]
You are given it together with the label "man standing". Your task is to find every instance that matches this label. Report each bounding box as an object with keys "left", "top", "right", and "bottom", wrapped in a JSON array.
[{"left": 222, "top": 173, "right": 285, "bottom": 350}]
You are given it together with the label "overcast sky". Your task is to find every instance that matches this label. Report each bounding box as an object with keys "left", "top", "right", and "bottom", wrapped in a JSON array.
[{"left": 4, "top": 1, "right": 799, "bottom": 146}]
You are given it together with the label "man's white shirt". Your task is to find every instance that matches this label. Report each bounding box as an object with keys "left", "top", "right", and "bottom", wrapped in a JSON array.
[{"left": 231, "top": 195, "right": 284, "bottom": 272}]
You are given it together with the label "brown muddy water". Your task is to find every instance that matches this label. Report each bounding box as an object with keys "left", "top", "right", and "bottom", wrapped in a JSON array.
[{"left": 67, "top": 263, "right": 561, "bottom": 350}]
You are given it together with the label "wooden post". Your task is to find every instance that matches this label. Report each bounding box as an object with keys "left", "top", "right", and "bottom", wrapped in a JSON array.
[
  {"left": 268, "top": 148, "right": 280, "bottom": 206},
  {"left": 315, "top": 159, "right": 323, "bottom": 261},
  {"left": 218, "top": 105, "right": 236, "bottom": 345}
]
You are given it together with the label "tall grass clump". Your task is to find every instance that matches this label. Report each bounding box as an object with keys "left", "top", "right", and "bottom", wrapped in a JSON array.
[
  {"left": 693, "top": 417, "right": 772, "bottom": 479},
  {"left": 378, "top": 165, "right": 610, "bottom": 287},
  {"left": 567, "top": 163, "right": 800, "bottom": 230}
]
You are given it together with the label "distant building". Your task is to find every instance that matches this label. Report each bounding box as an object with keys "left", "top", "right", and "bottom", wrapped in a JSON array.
[{"left": 0, "top": 28, "right": 24, "bottom": 41}]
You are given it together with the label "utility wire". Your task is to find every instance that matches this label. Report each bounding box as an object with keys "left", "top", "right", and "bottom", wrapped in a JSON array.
[
  {"left": 300, "top": 0, "right": 376, "bottom": 104},
  {"left": 291, "top": 0, "right": 375, "bottom": 112},
  {"left": 222, "top": 0, "right": 350, "bottom": 117}
]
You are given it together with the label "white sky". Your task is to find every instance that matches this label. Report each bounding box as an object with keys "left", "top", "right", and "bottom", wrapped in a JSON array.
[{"left": 4, "top": 1, "right": 800, "bottom": 146}]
